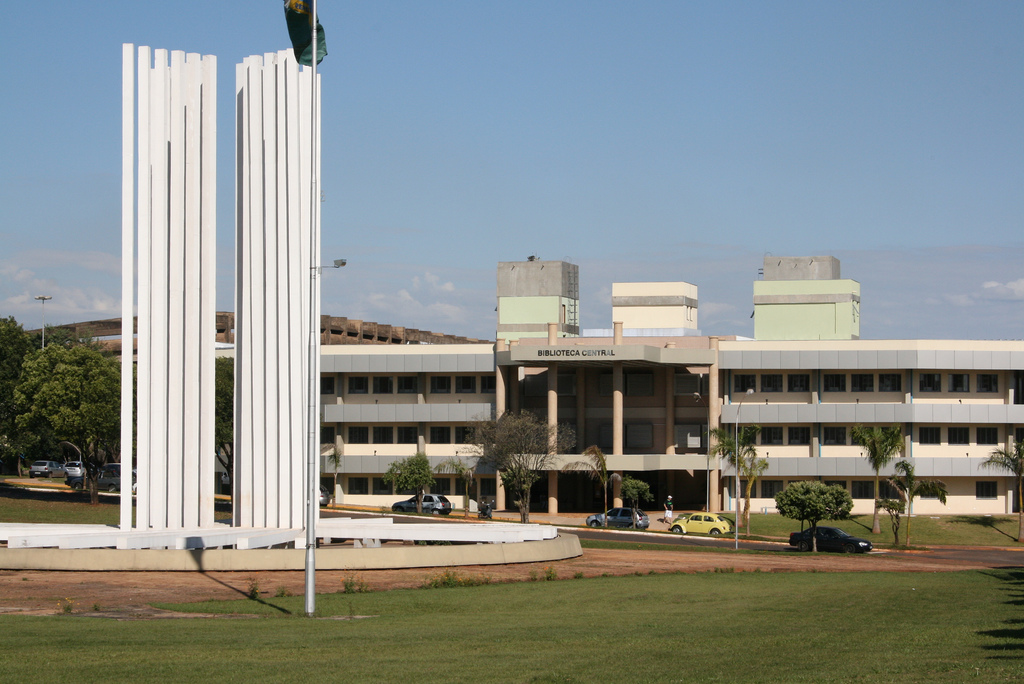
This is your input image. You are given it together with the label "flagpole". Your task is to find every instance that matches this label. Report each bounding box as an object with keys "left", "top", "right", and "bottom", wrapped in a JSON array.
[{"left": 304, "top": 0, "right": 320, "bottom": 618}]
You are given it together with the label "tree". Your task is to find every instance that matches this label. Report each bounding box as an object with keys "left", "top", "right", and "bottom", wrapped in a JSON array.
[
  {"left": 709, "top": 424, "right": 764, "bottom": 534},
  {"left": 877, "top": 498, "right": 905, "bottom": 547},
  {"left": 436, "top": 455, "right": 478, "bottom": 518},
  {"left": 774, "top": 481, "right": 854, "bottom": 552},
  {"left": 981, "top": 441, "right": 1024, "bottom": 543},
  {"left": 382, "top": 452, "right": 435, "bottom": 514},
  {"left": 470, "top": 411, "right": 575, "bottom": 524},
  {"left": 562, "top": 445, "right": 618, "bottom": 528},
  {"left": 620, "top": 474, "right": 653, "bottom": 528},
  {"left": 214, "top": 356, "right": 234, "bottom": 493},
  {"left": 852, "top": 424, "right": 904, "bottom": 535},
  {"left": 887, "top": 460, "right": 947, "bottom": 547},
  {"left": 15, "top": 344, "right": 121, "bottom": 504},
  {"left": 0, "top": 317, "right": 33, "bottom": 475}
]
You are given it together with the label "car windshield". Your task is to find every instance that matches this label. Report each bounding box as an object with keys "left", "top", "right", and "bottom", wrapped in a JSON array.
[
  {"left": 832, "top": 528, "right": 852, "bottom": 538},
  {"left": 438, "top": 496, "right": 451, "bottom": 503}
]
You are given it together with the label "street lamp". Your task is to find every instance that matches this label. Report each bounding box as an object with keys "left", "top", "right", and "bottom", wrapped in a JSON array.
[
  {"left": 693, "top": 388, "right": 711, "bottom": 513},
  {"left": 734, "top": 387, "right": 754, "bottom": 550},
  {"left": 34, "top": 296, "right": 52, "bottom": 349}
]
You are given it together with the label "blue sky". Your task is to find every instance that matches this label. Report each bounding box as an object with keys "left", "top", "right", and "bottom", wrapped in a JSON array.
[{"left": 1, "top": 2, "right": 1021, "bottom": 341}]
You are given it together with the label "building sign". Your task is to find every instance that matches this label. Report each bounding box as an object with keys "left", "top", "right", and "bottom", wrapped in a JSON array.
[{"left": 534, "top": 348, "right": 617, "bottom": 358}]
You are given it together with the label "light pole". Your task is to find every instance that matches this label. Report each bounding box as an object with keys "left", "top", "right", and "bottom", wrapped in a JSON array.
[
  {"left": 693, "top": 390, "right": 710, "bottom": 513},
  {"left": 34, "top": 296, "right": 52, "bottom": 349},
  {"left": 734, "top": 387, "right": 754, "bottom": 550}
]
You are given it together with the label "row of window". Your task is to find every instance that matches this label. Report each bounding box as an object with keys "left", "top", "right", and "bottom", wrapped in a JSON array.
[
  {"left": 524, "top": 372, "right": 707, "bottom": 398},
  {"left": 337, "top": 425, "right": 477, "bottom": 445},
  {"left": 753, "top": 425, "right": 1024, "bottom": 446},
  {"left": 734, "top": 373, "right": 1000, "bottom": 394},
  {"left": 321, "top": 374, "right": 497, "bottom": 396},
  {"left": 344, "top": 476, "right": 498, "bottom": 497},
  {"left": 741, "top": 479, "right": 998, "bottom": 501}
]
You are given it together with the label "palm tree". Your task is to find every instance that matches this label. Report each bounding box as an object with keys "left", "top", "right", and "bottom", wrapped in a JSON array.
[
  {"left": 435, "top": 456, "right": 477, "bottom": 519},
  {"left": 981, "top": 441, "right": 1024, "bottom": 542},
  {"left": 563, "top": 445, "right": 618, "bottom": 528},
  {"left": 888, "top": 459, "right": 947, "bottom": 546},
  {"left": 709, "top": 425, "right": 763, "bottom": 534},
  {"left": 851, "top": 424, "right": 904, "bottom": 534}
]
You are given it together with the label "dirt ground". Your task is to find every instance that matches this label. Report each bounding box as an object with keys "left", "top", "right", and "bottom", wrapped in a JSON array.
[{"left": 0, "top": 545, "right": 1003, "bottom": 618}]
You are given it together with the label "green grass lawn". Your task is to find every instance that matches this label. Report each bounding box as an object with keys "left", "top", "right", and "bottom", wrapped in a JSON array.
[{"left": 1, "top": 570, "right": 1022, "bottom": 682}]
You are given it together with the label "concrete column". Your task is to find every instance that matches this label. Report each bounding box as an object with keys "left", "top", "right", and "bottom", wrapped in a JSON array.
[
  {"left": 613, "top": 321, "right": 623, "bottom": 345},
  {"left": 495, "top": 339, "right": 507, "bottom": 418},
  {"left": 548, "top": 322, "right": 557, "bottom": 344},
  {"left": 576, "top": 367, "right": 586, "bottom": 451},
  {"left": 548, "top": 363, "right": 558, "bottom": 453},
  {"left": 548, "top": 469, "right": 559, "bottom": 514},
  {"left": 709, "top": 338, "right": 722, "bottom": 513},
  {"left": 613, "top": 471, "right": 623, "bottom": 508},
  {"left": 417, "top": 423, "right": 426, "bottom": 452},
  {"left": 613, "top": 362, "right": 624, "bottom": 456},
  {"left": 417, "top": 372, "right": 426, "bottom": 404},
  {"left": 495, "top": 469, "right": 505, "bottom": 511},
  {"left": 665, "top": 367, "right": 676, "bottom": 454},
  {"left": 709, "top": 468, "right": 720, "bottom": 512}
]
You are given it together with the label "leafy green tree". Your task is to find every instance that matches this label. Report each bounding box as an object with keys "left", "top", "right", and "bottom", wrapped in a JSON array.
[
  {"left": 382, "top": 452, "right": 435, "bottom": 514},
  {"left": 436, "top": 455, "right": 477, "bottom": 518},
  {"left": 851, "top": 424, "right": 904, "bottom": 534},
  {"left": 214, "top": 356, "right": 234, "bottom": 491},
  {"left": 471, "top": 411, "right": 575, "bottom": 524},
  {"left": 877, "top": 498, "right": 905, "bottom": 547},
  {"left": 562, "top": 445, "right": 618, "bottom": 528},
  {"left": 981, "top": 441, "right": 1024, "bottom": 543},
  {"left": 774, "top": 481, "right": 854, "bottom": 552},
  {"left": 710, "top": 424, "right": 764, "bottom": 534},
  {"left": 887, "top": 460, "right": 947, "bottom": 547},
  {"left": 15, "top": 344, "right": 120, "bottom": 503},
  {"left": 620, "top": 474, "right": 653, "bottom": 528},
  {"left": 0, "top": 317, "right": 33, "bottom": 475}
]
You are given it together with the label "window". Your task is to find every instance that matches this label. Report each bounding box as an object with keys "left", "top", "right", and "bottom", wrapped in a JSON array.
[
  {"left": 823, "top": 427, "right": 846, "bottom": 445},
  {"left": 372, "top": 426, "right": 393, "bottom": 444},
  {"left": 431, "top": 477, "right": 451, "bottom": 495},
  {"left": 397, "top": 376, "right": 418, "bottom": 394},
  {"left": 788, "top": 427, "right": 811, "bottom": 445},
  {"left": 320, "top": 426, "right": 335, "bottom": 445},
  {"left": 824, "top": 480, "right": 847, "bottom": 491},
  {"left": 320, "top": 376, "right": 335, "bottom": 395},
  {"left": 919, "top": 373, "right": 941, "bottom": 392},
  {"left": 373, "top": 376, "right": 393, "bottom": 394},
  {"left": 879, "top": 373, "right": 902, "bottom": 392},
  {"left": 480, "top": 375, "right": 496, "bottom": 394},
  {"left": 347, "top": 477, "right": 368, "bottom": 495},
  {"left": 1017, "top": 427, "right": 1024, "bottom": 445},
  {"left": 430, "top": 376, "right": 451, "bottom": 394},
  {"left": 851, "top": 374, "right": 874, "bottom": 392},
  {"left": 761, "top": 374, "right": 783, "bottom": 393},
  {"left": 598, "top": 373, "right": 613, "bottom": 396},
  {"left": 919, "top": 427, "right": 941, "bottom": 445},
  {"left": 879, "top": 481, "right": 899, "bottom": 499},
  {"left": 948, "top": 427, "right": 969, "bottom": 445},
  {"left": 788, "top": 374, "right": 810, "bottom": 392},
  {"left": 978, "top": 374, "right": 999, "bottom": 393},
  {"left": 348, "top": 376, "right": 368, "bottom": 394},
  {"left": 977, "top": 427, "right": 998, "bottom": 445},
  {"left": 949, "top": 374, "right": 969, "bottom": 393},
  {"left": 851, "top": 481, "right": 874, "bottom": 499},
  {"left": 347, "top": 426, "right": 368, "bottom": 444},
  {"left": 626, "top": 373, "right": 654, "bottom": 396},
  {"left": 734, "top": 375, "right": 756, "bottom": 393},
  {"left": 480, "top": 477, "right": 496, "bottom": 497},
  {"left": 557, "top": 374, "right": 577, "bottom": 396},
  {"left": 976, "top": 481, "right": 997, "bottom": 499},
  {"left": 761, "top": 427, "right": 783, "bottom": 445},
  {"left": 675, "top": 373, "right": 701, "bottom": 395},
  {"left": 372, "top": 477, "right": 391, "bottom": 495},
  {"left": 455, "top": 478, "right": 468, "bottom": 495},
  {"left": 430, "top": 426, "right": 451, "bottom": 444},
  {"left": 823, "top": 374, "right": 846, "bottom": 392},
  {"left": 740, "top": 480, "right": 756, "bottom": 498},
  {"left": 625, "top": 423, "right": 654, "bottom": 449},
  {"left": 455, "top": 426, "right": 474, "bottom": 444},
  {"left": 397, "top": 426, "right": 418, "bottom": 444},
  {"left": 761, "top": 480, "right": 783, "bottom": 499},
  {"left": 455, "top": 376, "right": 476, "bottom": 394}
]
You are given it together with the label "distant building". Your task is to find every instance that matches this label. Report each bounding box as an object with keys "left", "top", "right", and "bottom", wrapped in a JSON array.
[
  {"left": 496, "top": 258, "right": 579, "bottom": 342},
  {"left": 754, "top": 256, "right": 860, "bottom": 340}
]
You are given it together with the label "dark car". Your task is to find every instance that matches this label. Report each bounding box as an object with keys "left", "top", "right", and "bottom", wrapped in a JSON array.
[
  {"left": 66, "top": 475, "right": 85, "bottom": 491},
  {"left": 789, "top": 526, "right": 873, "bottom": 553},
  {"left": 97, "top": 463, "right": 136, "bottom": 493},
  {"left": 391, "top": 494, "right": 453, "bottom": 515},
  {"left": 586, "top": 508, "right": 650, "bottom": 529}
]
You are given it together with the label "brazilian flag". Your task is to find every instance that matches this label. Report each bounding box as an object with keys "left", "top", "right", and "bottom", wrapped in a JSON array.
[{"left": 285, "top": 0, "right": 327, "bottom": 66}]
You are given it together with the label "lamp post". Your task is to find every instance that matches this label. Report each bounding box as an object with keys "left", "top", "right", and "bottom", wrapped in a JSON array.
[
  {"left": 734, "top": 387, "right": 754, "bottom": 550},
  {"left": 34, "top": 296, "right": 52, "bottom": 349},
  {"left": 693, "top": 389, "right": 710, "bottom": 513}
]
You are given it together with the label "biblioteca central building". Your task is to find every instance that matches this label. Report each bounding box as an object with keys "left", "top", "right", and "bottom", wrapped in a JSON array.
[{"left": 316, "top": 256, "right": 1024, "bottom": 517}]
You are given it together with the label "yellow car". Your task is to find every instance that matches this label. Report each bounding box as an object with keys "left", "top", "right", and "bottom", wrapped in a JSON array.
[{"left": 669, "top": 512, "right": 734, "bottom": 536}]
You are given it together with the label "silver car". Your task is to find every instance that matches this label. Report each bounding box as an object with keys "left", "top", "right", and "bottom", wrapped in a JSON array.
[
  {"left": 29, "top": 460, "right": 66, "bottom": 478},
  {"left": 64, "top": 461, "right": 85, "bottom": 478},
  {"left": 586, "top": 508, "right": 650, "bottom": 529}
]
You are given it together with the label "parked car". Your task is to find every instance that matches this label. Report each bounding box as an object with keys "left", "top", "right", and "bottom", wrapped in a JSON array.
[
  {"left": 63, "top": 461, "right": 85, "bottom": 478},
  {"left": 669, "top": 512, "right": 734, "bottom": 536},
  {"left": 28, "top": 460, "right": 66, "bottom": 478},
  {"left": 97, "top": 463, "right": 136, "bottom": 493},
  {"left": 65, "top": 475, "right": 85, "bottom": 490},
  {"left": 391, "top": 494, "right": 453, "bottom": 515},
  {"left": 320, "top": 485, "right": 331, "bottom": 507},
  {"left": 586, "top": 508, "right": 650, "bottom": 529},
  {"left": 789, "top": 526, "right": 873, "bottom": 553}
]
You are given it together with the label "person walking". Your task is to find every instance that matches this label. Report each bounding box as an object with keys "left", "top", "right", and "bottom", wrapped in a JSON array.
[{"left": 663, "top": 495, "right": 674, "bottom": 524}]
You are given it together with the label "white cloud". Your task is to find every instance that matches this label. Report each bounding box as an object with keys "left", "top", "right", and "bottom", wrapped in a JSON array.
[{"left": 981, "top": 279, "right": 1024, "bottom": 300}]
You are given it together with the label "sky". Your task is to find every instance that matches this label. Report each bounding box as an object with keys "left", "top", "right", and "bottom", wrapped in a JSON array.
[{"left": 1, "top": 2, "right": 1022, "bottom": 342}]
